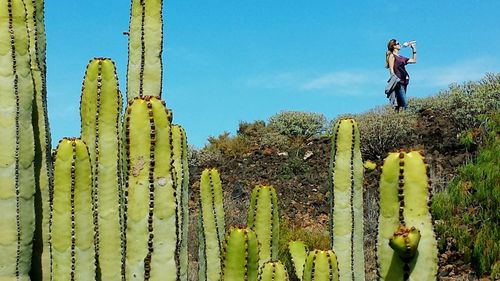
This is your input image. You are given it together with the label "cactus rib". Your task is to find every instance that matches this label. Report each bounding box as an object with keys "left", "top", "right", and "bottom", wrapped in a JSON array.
[
  {"left": 127, "top": 0, "right": 163, "bottom": 100},
  {"left": 0, "top": 0, "right": 36, "bottom": 279},
  {"left": 172, "top": 124, "right": 190, "bottom": 280},
  {"left": 198, "top": 168, "right": 225, "bottom": 281},
  {"left": 123, "top": 96, "right": 178, "bottom": 281},
  {"left": 247, "top": 185, "right": 280, "bottom": 264},
  {"left": 51, "top": 138, "right": 96, "bottom": 281},
  {"left": 328, "top": 119, "right": 364, "bottom": 280},
  {"left": 80, "top": 57, "right": 123, "bottom": 281}
]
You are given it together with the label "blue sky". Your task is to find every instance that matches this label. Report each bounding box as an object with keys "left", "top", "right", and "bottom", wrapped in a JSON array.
[{"left": 45, "top": 1, "right": 500, "bottom": 148}]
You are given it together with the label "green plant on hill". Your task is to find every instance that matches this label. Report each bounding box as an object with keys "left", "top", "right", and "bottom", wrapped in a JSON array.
[
  {"left": 268, "top": 111, "right": 328, "bottom": 138},
  {"left": 341, "top": 108, "right": 417, "bottom": 160},
  {"left": 432, "top": 113, "right": 500, "bottom": 278}
]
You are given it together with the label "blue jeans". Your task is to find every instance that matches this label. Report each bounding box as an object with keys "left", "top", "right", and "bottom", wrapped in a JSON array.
[{"left": 395, "top": 83, "right": 407, "bottom": 109}]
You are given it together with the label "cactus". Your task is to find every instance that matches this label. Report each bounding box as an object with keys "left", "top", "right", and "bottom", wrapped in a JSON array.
[
  {"left": 303, "top": 250, "right": 339, "bottom": 281},
  {"left": 22, "top": 0, "right": 53, "bottom": 280},
  {"left": 122, "top": 96, "right": 179, "bottom": 281},
  {"left": 0, "top": 0, "right": 37, "bottom": 279},
  {"left": 247, "top": 185, "right": 280, "bottom": 264},
  {"left": 198, "top": 168, "right": 226, "bottom": 281},
  {"left": 221, "top": 226, "right": 260, "bottom": 281},
  {"left": 80, "top": 58, "right": 123, "bottom": 281},
  {"left": 328, "top": 118, "right": 365, "bottom": 281},
  {"left": 257, "top": 261, "right": 289, "bottom": 281},
  {"left": 377, "top": 151, "right": 438, "bottom": 281},
  {"left": 287, "top": 241, "right": 308, "bottom": 281},
  {"left": 171, "top": 124, "right": 190, "bottom": 281},
  {"left": 126, "top": 0, "right": 163, "bottom": 100},
  {"left": 50, "top": 138, "right": 96, "bottom": 281}
]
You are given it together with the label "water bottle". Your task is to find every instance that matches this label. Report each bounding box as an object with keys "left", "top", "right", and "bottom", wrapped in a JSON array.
[{"left": 403, "top": 40, "right": 416, "bottom": 47}]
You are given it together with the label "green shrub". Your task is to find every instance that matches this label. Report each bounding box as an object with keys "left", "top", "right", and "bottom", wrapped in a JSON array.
[
  {"left": 431, "top": 114, "right": 500, "bottom": 277},
  {"left": 203, "top": 131, "right": 252, "bottom": 158},
  {"left": 268, "top": 111, "right": 327, "bottom": 138},
  {"left": 409, "top": 73, "right": 500, "bottom": 131},
  {"left": 344, "top": 107, "right": 418, "bottom": 160},
  {"left": 237, "top": 120, "right": 267, "bottom": 138}
]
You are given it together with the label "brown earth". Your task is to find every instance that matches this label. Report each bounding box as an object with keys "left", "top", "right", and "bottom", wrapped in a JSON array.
[{"left": 187, "top": 109, "right": 491, "bottom": 280}]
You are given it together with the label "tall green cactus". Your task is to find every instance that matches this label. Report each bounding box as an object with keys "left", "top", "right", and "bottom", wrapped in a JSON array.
[
  {"left": 171, "top": 124, "right": 190, "bottom": 281},
  {"left": 0, "top": 0, "right": 37, "bottom": 279},
  {"left": 51, "top": 138, "right": 96, "bottom": 281},
  {"left": 258, "top": 261, "right": 290, "bottom": 281},
  {"left": 80, "top": 58, "right": 123, "bottom": 281},
  {"left": 23, "top": 0, "right": 53, "bottom": 280},
  {"left": 221, "top": 226, "right": 260, "bottom": 281},
  {"left": 247, "top": 185, "right": 280, "bottom": 264},
  {"left": 328, "top": 118, "right": 365, "bottom": 281},
  {"left": 303, "top": 250, "right": 339, "bottom": 281},
  {"left": 377, "top": 151, "right": 438, "bottom": 281},
  {"left": 123, "top": 96, "right": 179, "bottom": 281},
  {"left": 287, "top": 241, "right": 308, "bottom": 281},
  {"left": 198, "top": 168, "right": 226, "bottom": 281},
  {"left": 126, "top": 0, "right": 163, "bottom": 100}
]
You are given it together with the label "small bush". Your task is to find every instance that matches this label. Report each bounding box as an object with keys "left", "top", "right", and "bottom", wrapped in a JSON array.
[
  {"left": 203, "top": 131, "right": 252, "bottom": 159},
  {"left": 268, "top": 111, "right": 327, "bottom": 138},
  {"left": 344, "top": 107, "right": 418, "bottom": 160}
]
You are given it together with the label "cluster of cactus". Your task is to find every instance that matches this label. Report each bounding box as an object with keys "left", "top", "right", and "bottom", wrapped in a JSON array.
[
  {"left": 197, "top": 169, "right": 287, "bottom": 281},
  {"left": 0, "top": 0, "right": 442, "bottom": 280}
]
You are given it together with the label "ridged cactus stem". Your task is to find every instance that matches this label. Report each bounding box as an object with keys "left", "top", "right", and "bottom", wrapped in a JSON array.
[
  {"left": 123, "top": 96, "right": 178, "bottom": 281},
  {"left": 221, "top": 227, "right": 260, "bottom": 281},
  {"left": 247, "top": 185, "right": 279, "bottom": 264},
  {"left": 257, "top": 261, "right": 290, "bottom": 281},
  {"left": 126, "top": 0, "right": 163, "bottom": 100},
  {"left": 303, "top": 250, "right": 340, "bottom": 281},
  {"left": 287, "top": 241, "right": 308, "bottom": 281},
  {"left": 51, "top": 138, "right": 95, "bottom": 281},
  {"left": 377, "top": 151, "right": 438, "bottom": 281},
  {"left": 328, "top": 119, "right": 364, "bottom": 281},
  {"left": 172, "top": 124, "right": 190, "bottom": 281},
  {"left": 23, "top": 0, "right": 52, "bottom": 279},
  {"left": 80, "top": 58, "right": 123, "bottom": 281},
  {"left": 198, "top": 168, "right": 226, "bottom": 281},
  {"left": 0, "top": 0, "right": 36, "bottom": 279}
]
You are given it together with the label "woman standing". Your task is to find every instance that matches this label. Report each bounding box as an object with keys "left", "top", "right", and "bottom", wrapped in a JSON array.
[{"left": 386, "top": 39, "right": 417, "bottom": 110}]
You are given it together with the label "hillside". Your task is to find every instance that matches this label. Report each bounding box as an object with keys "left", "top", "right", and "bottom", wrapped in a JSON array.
[{"left": 187, "top": 74, "right": 500, "bottom": 280}]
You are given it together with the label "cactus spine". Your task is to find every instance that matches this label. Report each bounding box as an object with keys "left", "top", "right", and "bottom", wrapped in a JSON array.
[
  {"left": 247, "top": 185, "right": 279, "bottom": 264},
  {"left": 171, "top": 124, "right": 190, "bottom": 281},
  {"left": 377, "top": 151, "right": 438, "bottom": 281},
  {"left": 257, "top": 261, "right": 290, "bottom": 281},
  {"left": 222, "top": 227, "right": 260, "bottom": 281},
  {"left": 303, "top": 250, "right": 340, "bottom": 281},
  {"left": 198, "top": 168, "right": 225, "bottom": 281},
  {"left": 51, "top": 138, "right": 95, "bottom": 281},
  {"left": 328, "top": 119, "right": 364, "bottom": 281},
  {"left": 127, "top": 0, "right": 163, "bottom": 100},
  {"left": 287, "top": 241, "right": 308, "bottom": 281},
  {"left": 0, "top": 0, "right": 37, "bottom": 279},
  {"left": 80, "top": 58, "right": 123, "bottom": 281},
  {"left": 123, "top": 96, "right": 178, "bottom": 281}
]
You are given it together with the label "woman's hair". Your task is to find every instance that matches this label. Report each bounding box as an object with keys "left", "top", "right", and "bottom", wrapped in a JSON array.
[{"left": 385, "top": 38, "right": 397, "bottom": 68}]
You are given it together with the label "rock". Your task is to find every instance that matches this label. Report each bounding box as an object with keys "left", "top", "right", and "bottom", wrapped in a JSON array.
[{"left": 303, "top": 150, "right": 313, "bottom": 160}]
